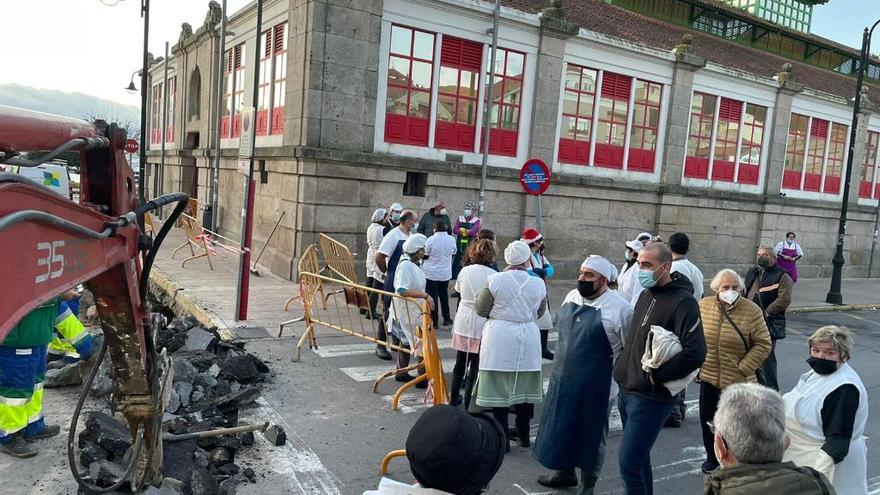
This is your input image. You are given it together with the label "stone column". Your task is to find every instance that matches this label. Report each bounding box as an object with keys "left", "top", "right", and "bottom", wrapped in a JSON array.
[
  {"left": 660, "top": 36, "right": 706, "bottom": 186},
  {"left": 526, "top": 10, "right": 578, "bottom": 165},
  {"left": 763, "top": 68, "right": 803, "bottom": 196}
]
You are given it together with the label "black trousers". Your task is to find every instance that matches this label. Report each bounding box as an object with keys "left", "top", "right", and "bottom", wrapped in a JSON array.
[
  {"left": 450, "top": 350, "right": 479, "bottom": 409},
  {"left": 492, "top": 403, "right": 533, "bottom": 443},
  {"left": 425, "top": 279, "right": 451, "bottom": 325},
  {"left": 699, "top": 382, "right": 723, "bottom": 468},
  {"left": 759, "top": 338, "right": 779, "bottom": 390},
  {"left": 368, "top": 278, "right": 388, "bottom": 348}
]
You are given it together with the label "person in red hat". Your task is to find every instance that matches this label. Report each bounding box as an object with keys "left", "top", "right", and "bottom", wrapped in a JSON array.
[{"left": 520, "top": 228, "right": 555, "bottom": 360}]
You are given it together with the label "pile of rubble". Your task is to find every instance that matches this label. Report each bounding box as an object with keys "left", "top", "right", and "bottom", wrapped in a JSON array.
[{"left": 73, "top": 316, "right": 283, "bottom": 495}]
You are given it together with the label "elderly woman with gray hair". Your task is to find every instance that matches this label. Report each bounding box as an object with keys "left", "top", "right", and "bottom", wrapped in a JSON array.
[
  {"left": 783, "top": 326, "right": 869, "bottom": 495},
  {"left": 697, "top": 269, "right": 772, "bottom": 473}
]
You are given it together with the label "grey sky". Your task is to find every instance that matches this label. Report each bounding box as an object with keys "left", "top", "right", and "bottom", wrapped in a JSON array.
[{"left": 0, "top": 0, "right": 877, "bottom": 110}]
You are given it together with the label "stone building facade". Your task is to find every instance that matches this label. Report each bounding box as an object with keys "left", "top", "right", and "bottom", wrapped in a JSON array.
[{"left": 145, "top": 0, "right": 880, "bottom": 280}]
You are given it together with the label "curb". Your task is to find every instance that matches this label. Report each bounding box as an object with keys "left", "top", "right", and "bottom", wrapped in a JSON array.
[
  {"left": 148, "top": 268, "right": 237, "bottom": 342},
  {"left": 789, "top": 304, "right": 880, "bottom": 314}
]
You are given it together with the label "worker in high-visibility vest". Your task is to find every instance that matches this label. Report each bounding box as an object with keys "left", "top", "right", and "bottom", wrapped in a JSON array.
[
  {"left": 47, "top": 290, "right": 93, "bottom": 364},
  {"left": 0, "top": 299, "right": 62, "bottom": 458}
]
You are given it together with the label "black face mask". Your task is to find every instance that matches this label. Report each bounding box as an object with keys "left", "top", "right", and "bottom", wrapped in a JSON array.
[
  {"left": 757, "top": 257, "right": 770, "bottom": 268},
  {"left": 807, "top": 356, "right": 839, "bottom": 375},
  {"left": 578, "top": 280, "right": 598, "bottom": 299}
]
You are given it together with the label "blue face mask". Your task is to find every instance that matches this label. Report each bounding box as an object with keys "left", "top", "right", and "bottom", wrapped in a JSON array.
[{"left": 638, "top": 265, "right": 664, "bottom": 289}]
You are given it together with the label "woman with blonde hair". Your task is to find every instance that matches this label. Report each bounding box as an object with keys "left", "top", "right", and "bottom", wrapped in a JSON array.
[
  {"left": 697, "top": 268, "right": 771, "bottom": 473},
  {"left": 783, "top": 326, "right": 868, "bottom": 495}
]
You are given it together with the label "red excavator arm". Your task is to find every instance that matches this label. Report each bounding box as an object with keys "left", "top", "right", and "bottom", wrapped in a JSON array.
[{"left": 0, "top": 105, "right": 186, "bottom": 492}]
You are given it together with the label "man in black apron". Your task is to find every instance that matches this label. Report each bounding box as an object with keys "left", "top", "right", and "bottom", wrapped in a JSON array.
[{"left": 535, "top": 256, "right": 633, "bottom": 494}]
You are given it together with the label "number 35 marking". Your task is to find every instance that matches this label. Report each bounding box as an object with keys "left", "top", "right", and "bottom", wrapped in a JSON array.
[{"left": 35, "top": 241, "right": 65, "bottom": 283}]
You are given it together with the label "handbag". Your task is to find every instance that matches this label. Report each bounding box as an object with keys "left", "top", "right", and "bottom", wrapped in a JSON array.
[
  {"left": 751, "top": 272, "right": 786, "bottom": 340},
  {"left": 719, "top": 304, "right": 766, "bottom": 384}
]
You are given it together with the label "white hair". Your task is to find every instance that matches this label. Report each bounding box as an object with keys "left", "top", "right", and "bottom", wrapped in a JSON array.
[
  {"left": 714, "top": 383, "right": 786, "bottom": 464},
  {"left": 709, "top": 269, "right": 745, "bottom": 292}
]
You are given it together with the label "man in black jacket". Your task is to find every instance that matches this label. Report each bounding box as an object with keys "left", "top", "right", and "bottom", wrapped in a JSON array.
[
  {"left": 612, "top": 243, "right": 706, "bottom": 495},
  {"left": 743, "top": 246, "right": 793, "bottom": 391}
]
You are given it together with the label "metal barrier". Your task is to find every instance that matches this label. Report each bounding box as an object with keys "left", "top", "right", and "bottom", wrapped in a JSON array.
[
  {"left": 295, "top": 271, "right": 448, "bottom": 411},
  {"left": 318, "top": 233, "right": 360, "bottom": 282}
]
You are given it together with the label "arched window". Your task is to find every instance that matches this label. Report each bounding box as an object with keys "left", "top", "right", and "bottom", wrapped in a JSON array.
[{"left": 188, "top": 66, "right": 201, "bottom": 121}]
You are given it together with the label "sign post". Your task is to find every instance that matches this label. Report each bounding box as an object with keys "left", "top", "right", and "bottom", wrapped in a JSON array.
[{"left": 519, "top": 158, "right": 551, "bottom": 232}]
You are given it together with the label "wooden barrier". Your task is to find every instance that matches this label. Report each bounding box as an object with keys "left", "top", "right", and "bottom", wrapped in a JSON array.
[{"left": 171, "top": 213, "right": 214, "bottom": 270}]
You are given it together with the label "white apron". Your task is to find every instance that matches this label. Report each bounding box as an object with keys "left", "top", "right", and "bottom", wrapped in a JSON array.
[
  {"left": 452, "top": 264, "right": 495, "bottom": 341},
  {"left": 388, "top": 258, "right": 427, "bottom": 347},
  {"left": 528, "top": 253, "right": 554, "bottom": 330},
  {"left": 782, "top": 363, "right": 869, "bottom": 495},
  {"left": 479, "top": 270, "right": 545, "bottom": 372}
]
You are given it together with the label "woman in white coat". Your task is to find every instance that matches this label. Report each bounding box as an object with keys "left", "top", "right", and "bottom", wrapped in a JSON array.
[
  {"left": 449, "top": 239, "right": 497, "bottom": 409},
  {"left": 472, "top": 240, "right": 547, "bottom": 452},
  {"left": 366, "top": 208, "right": 392, "bottom": 360},
  {"left": 389, "top": 234, "right": 434, "bottom": 387},
  {"left": 783, "top": 326, "right": 868, "bottom": 495}
]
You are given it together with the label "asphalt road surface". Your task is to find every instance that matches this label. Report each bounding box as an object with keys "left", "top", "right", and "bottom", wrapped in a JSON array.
[{"left": 243, "top": 308, "right": 880, "bottom": 495}]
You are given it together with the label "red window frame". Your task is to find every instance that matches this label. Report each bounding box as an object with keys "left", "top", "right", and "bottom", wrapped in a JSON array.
[
  {"left": 481, "top": 48, "right": 524, "bottom": 157},
  {"left": 221, "top": 48, "right": 233, "bottom": 138},
  {"left": 711, "top": 98, "right": 742, "bottom": 182},
  {"left": 256, "top": 30, "right": 272, "bottom": 136},
  {"left": 435, "top": 36, "right": 482, "bottom": 152},
  {"left": 685, "top": 92, "right": 716, "bottom": 179},
  {"left": 860, "top": 130, "right": 880, "bottom": 199},
  {"left": 271, "top": 22, "right": 287, "bottom": 136},
  {"left": 782, "top": 113, "right": 809, "bottom": 190},
  {"left": 824, "top": 122, "right": 847, "bottom": 194},
  {"left": 231, "top": 43, "right": 246, "bottom": 138},
  {"left": 384, "top": 25, "right": 435, "bottom": 147},
  {"left": 803, "top": 118, "right": 829, "bottom": 192},
  {"left": 737, "top": 103, "right": 766, "bottom": 185},
  {"left": 627, "top": 80, "right": 662, "bottom": 173},
  {"left": 594, "top": 72, "right": 632, "bottom": 169},
  {"left": 165, "top": 77, "right": 176, "bottom": 143},
  {"left": 558, "top": 63, "right": 597, "bottom": 166}
]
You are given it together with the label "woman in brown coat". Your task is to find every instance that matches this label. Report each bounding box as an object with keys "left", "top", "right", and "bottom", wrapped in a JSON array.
[{"left": 698, "top": 269, "right": 772, "bottom": 474}]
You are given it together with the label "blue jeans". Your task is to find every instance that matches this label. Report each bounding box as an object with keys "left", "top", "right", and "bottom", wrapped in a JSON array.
[{"left": 617, "top": 392, "right": 674, "bottom": 495}]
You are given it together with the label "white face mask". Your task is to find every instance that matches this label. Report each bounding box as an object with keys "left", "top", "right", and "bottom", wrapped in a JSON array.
[
  {"left": 463, "top": 209, "right": 473, "bottom": 217},
  {"left": 413, "top": 223, "right": 420, "bottom": 232},
  {"left": 719, "top": 290, "right": 739, "bottom": 305},
  {"left": 440, "top": 208, "right": 448, "bottom": 216}
]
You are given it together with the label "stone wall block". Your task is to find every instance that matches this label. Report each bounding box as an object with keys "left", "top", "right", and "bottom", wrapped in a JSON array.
[
  {"left": 326, "top": 5, "right": 372, "bottom": 41},
  {"left": 321, "top": 120, "right": 365, "bottom": 151}
]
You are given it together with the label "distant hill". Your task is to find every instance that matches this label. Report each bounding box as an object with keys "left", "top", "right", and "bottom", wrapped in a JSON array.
[{"left": 0, "top": 84, "right": 140, "bottom": 129}]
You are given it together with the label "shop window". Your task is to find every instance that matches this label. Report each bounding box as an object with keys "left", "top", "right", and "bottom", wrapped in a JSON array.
[
  {"left": 628, "top": 80, "right": 662, "bottom": 172},
  {"left": 481, "top": 48, "right": 525, "bottom": 157},
  {"left": 595, "top": 72, "right": 631, "bottom": 169},
  {"left": 685, "top": 92, "right": 716, "bottom": 179},
  {"left": 782, "top": 114, "right": 848, "bottom": 194},
  {"left": 859, "top": 130, "right": 880, "bottom": 199}
]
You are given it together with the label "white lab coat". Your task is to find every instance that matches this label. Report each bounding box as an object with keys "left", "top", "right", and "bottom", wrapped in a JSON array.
[
  {"left": 783, "top": 363, "right": 868, "bottom": 495},
  {"left": 366, "top": 222, "right": 385, "bottom": 282},
  {"left": 562, "top": 288, "right": 633, "bottom": 399},
  {"left": 640, "top": 325, "right": 698, "bottom": 395},
  {"left": 670, "top": 257, "right": 704, "bottom": 300},
  {"left": 388, "top": 257, "right": 426, "bottom": 347},
  {"left": 422, "top": 232, "right": 457, "bottom": 281},
  {"left": 479, "top": 270, "right": 546, "bottom": 372},
  {"left": 618, "top": 262, "right": 644, "bottom": 307},
  {"left": 452, "top": 264, "right": 495, "bottom": 341}
]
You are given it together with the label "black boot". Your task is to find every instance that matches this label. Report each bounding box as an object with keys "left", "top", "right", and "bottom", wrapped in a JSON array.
[
  {"left": 540, "top": 329, "right": 554, "bottom": 360},
  {"left": 375, "top": 345, "right": 392, "bottom": 360},
  {"left": 537, "top": 469, "right": 577, "bottom": 488},
  {"left": 514, "top": 404, "right": 532, "bottom": 447},
  {"left": 577, "top": 471, "right": 598, "bottom": 495}
]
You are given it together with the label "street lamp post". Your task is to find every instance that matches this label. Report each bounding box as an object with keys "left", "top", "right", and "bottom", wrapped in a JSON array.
[
  {"left": 826, "top": 20, "right": 880, "bottom": 304},
  {"left": 476, "top": 0, "right": 501, "bottom": 220}
]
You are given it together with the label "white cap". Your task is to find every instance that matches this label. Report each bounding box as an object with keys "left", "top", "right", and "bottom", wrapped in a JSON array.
[
  {"left": 637, "top": 232, "right": 653, "bottom": 242},
  {"left": 403, "top": 234, "right": 427, "bottom": 254},
  {"left": 504, "top": 240, "right": 532, "bottom": 266},
  {"left": 626, "top": 239, "right": 644, "bottom": 253},
  {"left": 371, "top": 208, "right": 387, "bottom": 223},
  {"left": 390, "top": 202, "right": 404, "bottom": 212},
  {"left": 581, "top": 255, "right": 618, "bottom": 282}
]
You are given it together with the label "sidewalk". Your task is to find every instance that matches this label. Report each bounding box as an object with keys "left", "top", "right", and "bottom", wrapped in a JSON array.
[{"left": 149, "top": 228, "right": 878, "bottom": 336}]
